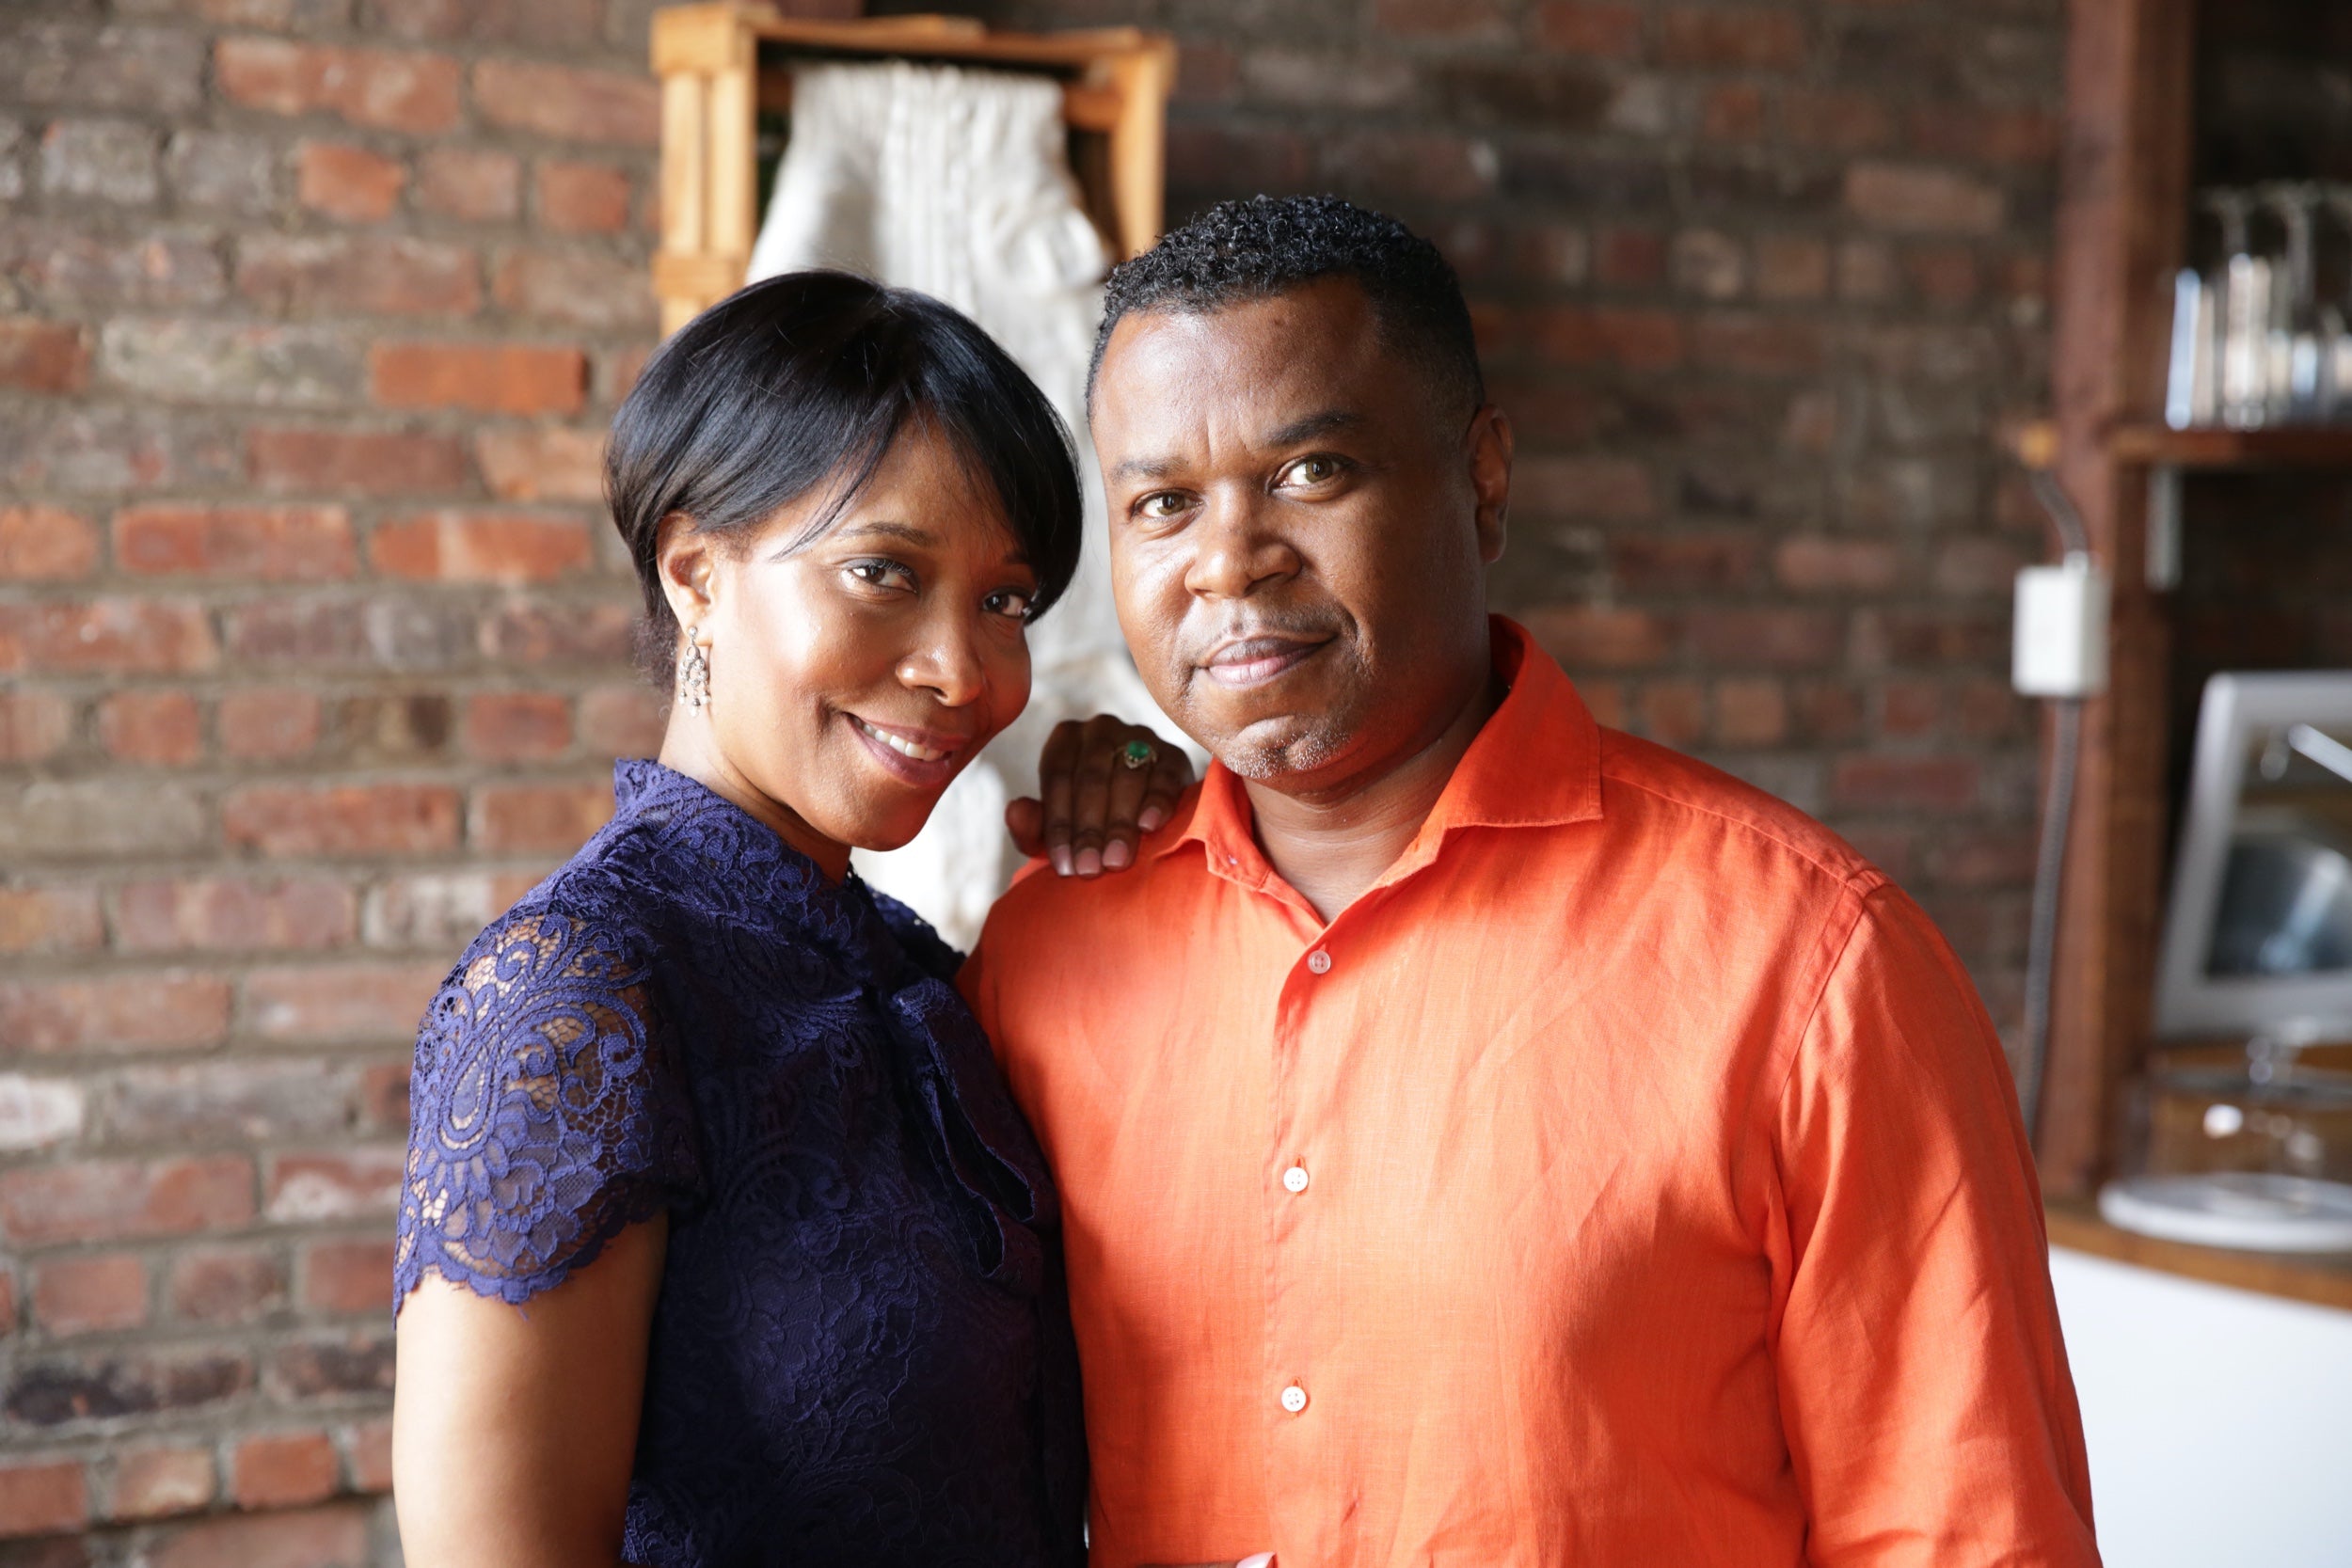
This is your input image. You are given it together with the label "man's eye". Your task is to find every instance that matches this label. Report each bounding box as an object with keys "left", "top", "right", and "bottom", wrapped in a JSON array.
[
  {"left": 1136, "top": 492, "right": 1190, "bottom": 519},
  {"left": 984, "top": 588, "right": 1035, "bottom": 621},
  {"left": 1279, "top": 454, "right": 1344, "bottom": 487}
]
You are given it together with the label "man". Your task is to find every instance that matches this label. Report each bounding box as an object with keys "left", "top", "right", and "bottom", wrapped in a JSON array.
[{"left": 966, "top": 197, "right": 2097, "bottom": 1567}]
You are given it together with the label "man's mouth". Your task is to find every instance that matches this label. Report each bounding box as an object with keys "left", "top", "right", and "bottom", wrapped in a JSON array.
[{"left": 1200, "top": 634, "right": 1332, "bottom": 689}]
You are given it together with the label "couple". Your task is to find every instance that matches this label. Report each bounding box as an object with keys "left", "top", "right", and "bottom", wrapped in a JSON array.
[{"left": 390, "top": 198, "right": 2100, "bottom": 1568}]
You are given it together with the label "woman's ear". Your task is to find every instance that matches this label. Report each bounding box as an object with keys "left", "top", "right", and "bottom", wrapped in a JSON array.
[{"left": 653, "top": 512, "right": 716, "bottom": 634}]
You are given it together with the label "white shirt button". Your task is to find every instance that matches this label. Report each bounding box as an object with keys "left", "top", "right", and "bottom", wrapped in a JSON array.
[
  {"left": 1282, "top": 1164, "right": 1310, "bottom": 1194},
  {"left": 1279, "top": 1383, "right": 1309, "bottom": 1415},
  {"left": 1306, "top": 949, "right": 1331, "bottom": 974}
]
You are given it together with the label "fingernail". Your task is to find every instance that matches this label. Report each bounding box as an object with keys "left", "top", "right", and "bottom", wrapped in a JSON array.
[
  {"left": 1076, "top": 847, "right": 1102, "bottom": 878},
  {"left": 1104, "top": 840, "right": 1132, "bottom": 869},
  {"left": 1050, "top": 846, "right": 1073, "bottom": 877},
  {"left": 1138, "top": 805, "right": 1167, "bottom": 832},
  {"left": 1240, "top": 1554, "right": 1276, "bottom": 1568}
]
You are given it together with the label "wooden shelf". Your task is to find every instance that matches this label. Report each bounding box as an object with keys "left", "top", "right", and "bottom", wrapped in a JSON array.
[
  {"left": 2045, "top": 1197, "right": 2352, "bottom": 1313},
  {"left": 2109, "top": 424, "right": 2352, "bottom": 468}
]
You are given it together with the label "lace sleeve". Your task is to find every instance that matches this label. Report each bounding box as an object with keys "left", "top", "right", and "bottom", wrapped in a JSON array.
[{"left": 395, "top": 905, "right": 701, "bottom": 1310}]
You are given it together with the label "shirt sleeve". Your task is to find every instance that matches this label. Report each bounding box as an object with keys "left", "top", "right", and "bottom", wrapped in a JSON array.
[
  {"left": 395, "top": 904, "right": 702, "bottom": 1310},
  {"left": 1769, "top": 882, "right": 2098, "bottom": 1565}
]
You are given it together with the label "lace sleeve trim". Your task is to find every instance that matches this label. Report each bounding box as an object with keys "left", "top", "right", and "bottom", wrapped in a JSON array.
[{"left": 395, "top": 907, "right": 698, "bottom": 1310}]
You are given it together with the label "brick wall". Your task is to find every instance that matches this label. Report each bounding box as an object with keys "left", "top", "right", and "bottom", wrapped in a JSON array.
[{"left": 1, "top": 0, "right": 2067, "bottom": 1560}]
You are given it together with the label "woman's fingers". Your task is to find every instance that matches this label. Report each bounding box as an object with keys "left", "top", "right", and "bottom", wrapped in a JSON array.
[
  {"left": 1098, "top": 732, "right": 1159, "bottom": 870},
  {"left": 1019, "top": 717, "right": 1199, "bottom": 876},
  {"left": 1062, "top": 716, "right": 1126, "bottom": 877},
  {"left": 1138, "top": 736, "right": 1196, "bottom": 834},
  {"left": 1034, "top": 720, "right": 1084, "bottom": 877}
]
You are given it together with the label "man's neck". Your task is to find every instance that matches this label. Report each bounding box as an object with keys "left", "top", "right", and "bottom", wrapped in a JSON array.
[{"left": 1243, "top": 666, "right": 1506, "bottom": 924}]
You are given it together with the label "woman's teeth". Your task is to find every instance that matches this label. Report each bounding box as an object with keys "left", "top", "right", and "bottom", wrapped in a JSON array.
[{"left": 854, "top": 718, "right": 946, "bottom": 762}]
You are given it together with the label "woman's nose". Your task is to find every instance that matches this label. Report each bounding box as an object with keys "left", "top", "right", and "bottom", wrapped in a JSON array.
[{"left": 896, "top": 618, "right": 987, "bottom": 707}]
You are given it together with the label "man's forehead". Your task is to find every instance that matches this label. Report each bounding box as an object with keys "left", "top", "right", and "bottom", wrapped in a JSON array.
[{"left": 1093, "top": 282, "right": 1389, "bottom": 442}]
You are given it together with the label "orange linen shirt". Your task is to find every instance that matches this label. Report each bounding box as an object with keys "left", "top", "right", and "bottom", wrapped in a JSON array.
[{"left": 962, "top": 617, "right": 2097, "bottom": 1568}]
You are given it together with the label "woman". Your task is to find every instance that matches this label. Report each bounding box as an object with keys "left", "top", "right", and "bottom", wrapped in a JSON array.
[{"left": 390, "top": 273, "right": 1189, "bottom": 1567}]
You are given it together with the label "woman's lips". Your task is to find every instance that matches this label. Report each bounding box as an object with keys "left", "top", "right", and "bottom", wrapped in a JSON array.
[
  {"left": 1201, "top": 636, "right": 1330, "bottom": 689},
  {"left": 846, "top": 714, "right": 967, "bottom": 786}
]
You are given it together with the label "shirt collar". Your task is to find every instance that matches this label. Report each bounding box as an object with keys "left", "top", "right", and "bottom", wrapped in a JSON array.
[{"left": 1162, "top": 615, "right": 1603, "bottom": 883}]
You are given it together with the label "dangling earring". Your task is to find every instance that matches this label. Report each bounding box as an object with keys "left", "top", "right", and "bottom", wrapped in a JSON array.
[{"left": 677, "top": 628, "right": 710, "bottom": 710}]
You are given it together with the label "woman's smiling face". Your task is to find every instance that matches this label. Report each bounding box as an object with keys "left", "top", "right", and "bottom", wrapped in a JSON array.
[{"left": 656, "top": 419, "right": 1040, "bottom": 872}]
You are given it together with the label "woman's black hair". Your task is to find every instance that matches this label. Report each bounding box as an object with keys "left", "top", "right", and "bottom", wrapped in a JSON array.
[{"left": 605, "top": 270, "right": 1084, "bottom": 677}]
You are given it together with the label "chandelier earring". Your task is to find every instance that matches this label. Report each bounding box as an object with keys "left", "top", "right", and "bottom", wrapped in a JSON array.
[{"left": 677, "top": 627, "right": 710, "bottom": 710}]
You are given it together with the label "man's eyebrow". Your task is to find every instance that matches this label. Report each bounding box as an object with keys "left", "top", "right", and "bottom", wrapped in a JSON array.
[
  {"left": 1106, "top": 454, "right": 1178, "bottom": 484},
  {"left": 1263, "top": 409, "right": 1362, "bottom": 447}
]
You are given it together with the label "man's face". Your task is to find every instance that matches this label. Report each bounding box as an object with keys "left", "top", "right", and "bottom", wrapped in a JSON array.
[{"left": 1090, "top": 277, "right": 1510, "bottom": 793}]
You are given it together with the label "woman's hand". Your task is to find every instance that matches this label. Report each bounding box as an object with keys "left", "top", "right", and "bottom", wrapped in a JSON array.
[{"left": 1007, "top": 715, "right": 1195, "bottom": 878}]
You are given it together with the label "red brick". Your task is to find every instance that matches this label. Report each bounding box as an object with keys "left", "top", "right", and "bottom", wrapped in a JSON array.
[
  {"left": 370, "top": 509, "right": 592, "bottom": 584},
  {"left": 214, "top": 39, "right": 461, "bottom": 135},
  {"left": 1881, "top": 678, "right": 1943, "bottom": 737},
  {"left": 370, "top": 341, "right": 586, "bottom": 415},
  {"left": 0, "top": 318, "right": 89, "bottom": 395},
  {"left": 1700, "top": 82, "right": 1768, "bottom": 142},
  {"left": 0, "top": 886, "right": 104, "bottom": 955},
  {"left": 1529, "top": 306, "right": 1684, "bottom": 370},
  {"left": 1595, "top": 226, "right": 1665, "bottom": 287},
  {"left": 580, "top": 684, "right": 662, "bottom": 757},
  {"left": 1521, "top": 606, "right": 1673, "bottom": 671},
  {"left": 1837, "top": 238, "right": 1899, "bottom": 302},
  {"left": 1320, "top": 132, "right": 1497, "bottom": 206},
  {"left": 111, "top": 1448, "right": 214, "bottom": 1522},
  {"left": 474, "top": 425, "right": 605, "bottom": 502},
  {"left": 1784, "top": 88, "right": 1896, "bottom": 153},
  {"left": 1929, "top": 829, "right": 2038, "bottom": 889},
  {"left": 247, "top": 426, "right": 469, "bottom": 496},
  {"left": 1637, "top": 678, "right": 1707, "bottom": 746},
  {"left": 1773, "top": 534, "right": 1901, "bottom": 593},
  {"left": 1515, "top": 455, "right": 1659, "bottom": 521},
  {"left": 0, "top": 1461, "right": 87, "bottom": 1540},
  {"left": 1904, "top": 243, "right": 1980, "bottom": 308},
  {"left": 243, "top": 962, "right": 443, "bottom": 1043},
  {"left": 222, "top": 784, "right": 461, "bottom": 858},
  {"left": 470, "top": 59, "right": 660, "bottom": 145},
  {"left": 231, "top": 1433, "right": 338, "bottom": 1512},
  {"left": 301, "top": 1240, "right": 393, "bottom": 1315},
  {"left": 471, "top": 781, "right": 615, "bottom": 854},
  {"left": 358, "top": 1062, "right": 412, "bottom": 1133},
  {"left": 1832, "top": 754, "right": 1981, "bottom": 811},
  {"left": 1661, "top": 6, "right": 1804, "bottom": 70},
  {"left": 1794, "top": 679, "right": 1865, "bottom": 741},
  {"left": 1687, "top": 608, "right": 1844, "bottom": 667},
  {"left": 1691, "top": 313, "right": 1827, "bottom": 376},
  {"left": 32, "top": 1255, "right": 148, "bottom": 1337},
  {"left": 295, "top": 142, "right": 405, "bottom": 223},
  {"left": 116, "top": 877, "right": 356, "bottom": 953},
  {"left": 0, "top": 974, "right": 230, "bottom": 1053},
  {"left": 534, "top": 158, "right": 630, "bottom": 233},
  {"left": 1933, "top": 535, "right": 2026, "bottom": 597},
  {"left": 1534, "top": 2, "right": 1644, "bottom": 57},
  {"left": 236, "top": 234, "right": 480, "bottom": 318},
  {"left": 345, "top": 1418, "right": 392, "bottom": 1493},
  {"left": 0, "top": 691, "right": 73, "bottom": 763},
  {"left": 484, "top": 598, "right": 636, "bottom": 665},
  {"left": 0, "top": 598, "right": 218, "bottom": 675},
  {"left": 1754, "top": 234, "right": 1830, "bottom": 301},
  {"left": 0, "top": 1156, "right": 254, "bottom": 1247},
  {"left": 0, "top": 506, "right": 100, "bottom": 581},
  {"left": 98, "top": 690, "right": 202, "bottom": 765},
  {"left": 265, "top": 1150, "right": 404, "bottom": 1223},
  {"left": 465, "top": 691, "right": 572, "bottom": 761},
  {"left": 113, "top": 505, "right": 354, "bottom": 581},
  {"left": 415, "top": 146, "right": 518, "bottom": 220},
  {"left": 1908, "top": 103, "right": 2058, "bottom": 166},
  {"left": 169, "top": 1246, "right": 288, "bottom": 1325},
  {"left": 1374, "top": 0, "right": 1510, "bottom": 39},
  {"left": 218, "top": 689, "right": 323, "bottom": 761},
  {"left": 148, "top": 1501, "right": 370, "bottom": 1568},
  {"left": 1845, "top": 162, "right": 2005, "bottom": 235},
  {"left": 1713, "top": 676, "right": 1788, "bottom": 745},
  {"left": 0, "top": 1271, "right": 13, "bottom": 1334}
]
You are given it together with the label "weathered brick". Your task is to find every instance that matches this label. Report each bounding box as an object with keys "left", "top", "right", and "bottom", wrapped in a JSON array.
[
  {"left": 218, "top": 689, "right": 325, "bottom": 760},
  {"left": 166, "top": 129, "right": 280, "bottom": 214},
  {"left": 345, "top": 1417, "right": 393, "bottom": 1492},
  {"left": 114, "top": 505, "right": 355, "bottom": 581},
  {"left": 580, "top": 684, "right": 662, "bottom": 758},
  {"left": 300, "top": 1240, "right": 393, "bottom": 1315},
  {"left": 4, "top": 24, "right": 207, "bottom": 116},
  {"left": 1832, "top": 753, "right": 1981, "bottom": 811},
  {"left": 370, "top": 510, "right": 593, "bottom": 583},
  {"left": 1754, "top": 233, "right": 1831, "bottom": 300},
  {"left": 1713, "top": 676, "right": 1788, "bottom": 746},
  {"left": 237, "top": 234, "right": 480, "bottom": 318},
  {"left": 1612, "top": 534, "right": 1763, "bottom": 593},
  {"left": 31, "top": 1256, "right": 148, "bottom": 1338},
  {"left": 1671, "top": 229, "right": 1746, "bottom": 298},
  {"left": 295, "top": 141, "right": 406, "bottom": 223},
  {"left": 376, "top": 0, "right": 603, "bottom": 41},
  {"left": 244, "top": 963, "right": 443, "bottom": 1043},
  {"left": 115, "top": 877, "right": 357, "bottom": 954},
  {"left": 1375, "top": 0, "right": 1510, "bottom": 39},
  {"left": 119, "top": 0, "right": 355, "bottom": 26},
  {"left": 167, "top": 1246, "right": 288, "bottom": 1325},
  {"left": 0, "top": 780, "right": 209, "bottom": 860},
  {"left": 0, "top": 1157, "right": 254, "bottom": 1247},
  {"left": 0, "top": 1075, "right": 86, "bottom": 1154},
  {"left": 474, "top": 425, "right": 605, "bottom": 502},
  {"left": 0, "top": 691, "right": 74, "bottom": 764},
  {"left": 146, "top": 1502, "right": 369, "bottom": 1568},
  {"left": 268, "top": 1334, "right": 394, "bottom": 1401},
  {"left": 1521, "top": 606, "right": 1674, "bottom": 671},
  {"left": 1691, "top": 312, "right": 1828, "bottom": 375},
  {"left": 470, "top": 59, "right": 660, "bottom": 145},
  {"left": 0, "top": 1461, "right": 87, "bottom": 1540},
  {"left": 360, "top": 870, "right": 535, "bottom": 948},
  {"left": 40, "top": 119, "right": 159, "bottom": 204},
  {"left": 1594, "top": 226, "right": 1665, "bottom": 287},
  {"left": 1528, "top": 306, "right": 1684, "bottom": 370},
  {"left": 0, "top": 506, "right": 100, "bottom": 581},
  {"left": 1774, "top": 534, "right": 1902, "bottom": 593},
  {"left": 369, "top": 341, "right": 586, "bottom": 415},
  {"left": 0, "top": 974, "right": 230, "bottom": 1054},
  {"left": 1700, "top": 82, "right": 1768, "bottom": 142},
  {"left": 464, "top": 691, "right": 572, "bottom": 761},
  {"left": 8, "top": 1350, "right": 252, "bottom": 1427},
  {"left": 491, "top": 247, "right": 656, "bottom": 331},
  {"left": 221, "top": 784, "right": 461, "bottom": 859},
  {"left": 97, "top": 690, "right": 203, "bottom": 766},
  {"left": 109, "top": 1448, "right": 215, "bottom": 1522},
  {"left": 0, "top": 405, "right": 241, "bottom": 495},
  {"left": 336, "top": 692, "right": 454, "bottom": 761},
  {"left": 1515, "top": 455, "right": 1658, "bottom": 521},
  {"left": 1688, "top": 607, "right": 1844, "bottom": 667},
  {"left": 231, "top": 1433, "right": 339, "bottom": 1512},
  {"left": 0, "top": 887, "right": 104, "bottom": 955},
  {"left": 220, "top": 595, "right": 476, "bottom": 672},
  {"left": 247, "top": 426, "right": 468, "bottom": 496},
  {"left": 469, "top": 781, "right": 615, "bottom": 853},
  {"left": 99, "top": 320, "right": 361, "bottom": 409},
  {"left": 0, "top": 319, "right": 90, "bottom": 396},
  {"left": 1, "top": 220, "right": 230, "bottom": 311},
  {"left": 214, "top": 39, "right": 462, "bottom": 135},
  {"left": 1845, "top": 161, "right": 2005, "bottom": 235},
  {"left": 1661, "top": 6, "right": 1805, "bottom": 70},
  {"left": 415, "top": 146, "right": 519, "bottom": 220},
  {"left": 534, "top": 158, "right": 631, "bottom": 233},
  {"left": 1533, "top": 2, "right": 1645, "bottom": 57},
  {"left": 265, "top": 1150, "right": 403, "bottom": 1224},
  {"left": 109, "top": 1062, "right": 352, "bottom": 1146}
]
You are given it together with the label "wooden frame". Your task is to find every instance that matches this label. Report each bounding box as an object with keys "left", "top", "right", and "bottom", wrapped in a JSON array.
[{"left": 649, "top": 4, "right": 1176, "bottom": 336}]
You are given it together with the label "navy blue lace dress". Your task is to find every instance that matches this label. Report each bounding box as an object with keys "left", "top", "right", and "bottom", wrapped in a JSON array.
[{"left": 395, "top": 759, "right": 1085, "bottom": 1568}]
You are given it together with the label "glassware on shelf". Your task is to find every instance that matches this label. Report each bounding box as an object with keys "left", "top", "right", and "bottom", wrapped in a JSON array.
[
  {"left": 2264, "top": 184, "right": 2329, "bottom": 423},
  {"left": 2210, "top": 189, "right": 2274, "bottom": 430},
  {"left": 2167, "top": 182, "right": 2352, "bottom": 431}
]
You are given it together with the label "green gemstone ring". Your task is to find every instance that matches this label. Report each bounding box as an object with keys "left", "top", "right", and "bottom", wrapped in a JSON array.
[{"left": 1120, "top": 739, "right": 1156, "bottom": 771}]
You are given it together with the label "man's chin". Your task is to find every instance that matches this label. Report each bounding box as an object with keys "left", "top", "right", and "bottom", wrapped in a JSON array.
[{"left": 1208, "top": 712, "right": 1352, "bottom": 784}]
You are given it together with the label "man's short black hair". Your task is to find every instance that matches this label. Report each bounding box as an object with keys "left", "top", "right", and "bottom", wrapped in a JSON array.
[
  {"left": 1089, "top": 194, "right": 1485, "bottom": 417},
  {"left": 607, "top": 271, "right": 1082, "bottom": 674}
]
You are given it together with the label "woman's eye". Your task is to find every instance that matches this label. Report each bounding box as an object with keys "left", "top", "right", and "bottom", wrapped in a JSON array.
[
  {"left": 1279, "top": 454, "right": 1343, "bottom": 487},
  {"left": 984, "top": 588, "right": 1036, "bottom": 622},
  {"left": 846, "top": 560, "right": 914, "bottom": 592}
]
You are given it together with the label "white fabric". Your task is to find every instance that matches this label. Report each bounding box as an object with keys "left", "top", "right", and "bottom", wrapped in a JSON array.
[{"left": 745, "top": 60, "right": 1187, "bottom": 948}]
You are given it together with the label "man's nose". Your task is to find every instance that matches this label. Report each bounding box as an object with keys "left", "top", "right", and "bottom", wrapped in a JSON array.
[{"left": 1182, "top": 495, "right": 1297, "bottom": 600}]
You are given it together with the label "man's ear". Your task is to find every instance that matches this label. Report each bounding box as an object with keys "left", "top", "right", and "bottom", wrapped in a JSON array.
[
  {"left": 654, "top": 512, "right": 717, "bottom": 635},
  {"left": 1467, "top": 404, "right": 1512, "bottom": 564}
]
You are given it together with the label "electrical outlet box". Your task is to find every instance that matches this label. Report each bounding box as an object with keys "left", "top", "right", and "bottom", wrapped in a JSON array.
[{"left": 2013, "top": 554, "right": 2111, "bottom": 698}]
